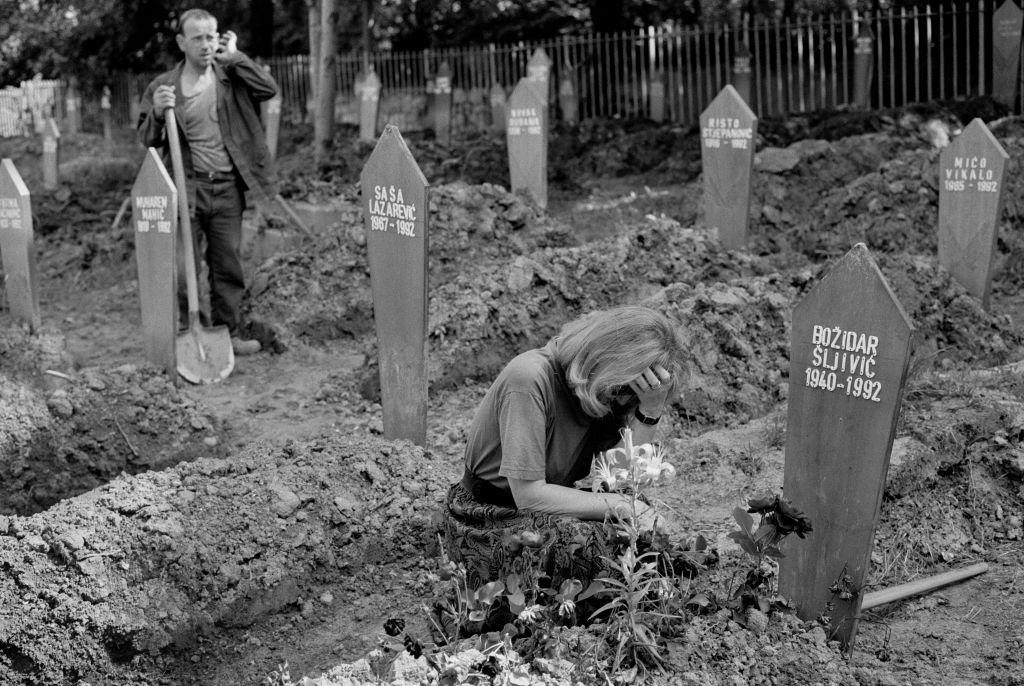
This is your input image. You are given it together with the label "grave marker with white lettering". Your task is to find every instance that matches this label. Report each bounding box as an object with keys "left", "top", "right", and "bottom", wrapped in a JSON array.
[
  {"left": 779, "top": 243, "right": 913, "bottom": 651},
  {"left": 489, "top": 83, "right": 507, "bottom": 133},
  {"left": 434, "top": 62, "right": 453, "bottom": 146},
  {"left": 506, "top": 78, "right": 548, "bottom": 209},
  {"left": 131, "top": 148, "right": 177, "bottom": 376},
  {"left": 359, "top": 125, "right": 429, "bottom": 446},
  {"left": 992, "top": 0, "right": 1023, "bottom": 107},
  {"left": 360, "top": 68, "right": 381, "bottom": 142},
  {"left": 699, "top": 85, "right": 756, "bottom": 249},
  {"left": 41, "top": 118, "right": 60, "bottom": 191},
  {"left": 0, "top": 158, "right": 41, "bottom": 331},
  {"left": 937, "top": 118, "right": 1008, "bottom": 309}
]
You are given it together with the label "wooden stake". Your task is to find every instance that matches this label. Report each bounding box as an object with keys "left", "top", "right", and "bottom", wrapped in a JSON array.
[{"left": 861, "top": 562, "right": 989, "bottom": 611}]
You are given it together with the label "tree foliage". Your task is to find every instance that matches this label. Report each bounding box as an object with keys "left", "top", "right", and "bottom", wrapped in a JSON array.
[{"left": 0, "top": 0, "right": 902, "bottom": 87}]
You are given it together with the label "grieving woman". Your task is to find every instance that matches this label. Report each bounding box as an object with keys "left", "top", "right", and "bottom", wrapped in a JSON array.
[{"left": 442, "top": 305, "right": 686, "bottom": 590}]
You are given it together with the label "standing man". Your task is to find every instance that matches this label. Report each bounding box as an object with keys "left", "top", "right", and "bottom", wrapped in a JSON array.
[{"left": 138, "top": 8, "right": 277, "bottom": 356}]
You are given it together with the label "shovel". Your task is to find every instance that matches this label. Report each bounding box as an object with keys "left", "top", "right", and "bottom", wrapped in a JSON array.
[{"left": 164, "top": 108, "right": 234, "bottom": 384}]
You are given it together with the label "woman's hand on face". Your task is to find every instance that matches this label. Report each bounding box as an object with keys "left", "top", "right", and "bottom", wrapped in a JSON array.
[{"left": 627, "top": 363, "right": 672, "bottom": 416}]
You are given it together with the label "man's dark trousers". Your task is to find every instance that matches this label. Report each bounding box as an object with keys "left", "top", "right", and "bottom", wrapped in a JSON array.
[{"left": 178, "top": 172, "right": 246, "bottom": 334}]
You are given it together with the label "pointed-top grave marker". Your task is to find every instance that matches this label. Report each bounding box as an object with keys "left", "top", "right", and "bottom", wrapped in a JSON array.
[
  {"left": 360, "top": 125, "right": 429, "bottom": 446},
  {"left": 434, "top": 62, "right": 453, "bottom": 146},
  {"left": 699, "top": 85, "right": 756, "bottom": 250},
  {"left": 489, "top": 83, "right": 507, "bottom": 132},
  {"left": 507, "top": 78, "right": 548, "bottom": 209},
  {"left": 558, "top": 70, "right": 577, "bottom": 124},
  {"left": 853, "top": 25, "right": 874, "bottom": 109},
  {"left": 131, "top": 148, "right": 178, "bottom": 377},
  {"left": 938, "top": 118, "right": 1008, "bottom": 309},
  {"left": 260, "top": 64, "right": 282, "bottom": 161},
  {"left": 42, "top": 117, "right": 60, "bottom": 191},
  {"left": 779, "top": 243, "right": 914, "bottom": 651},
  {"left": 527, "top": 48, "right": 551, "bottom": 104},
  {"left": 649, "top": 70, "right": 666, "bottom": 123},
  {"left": 992, "top": 0, "right": 1023, "bottom": 106},
  {"left": 0, "top": 158, "right": 41, "bottom": 331},
  {"left": 360, "top": 67, "right": 381, "bottom": 142}
]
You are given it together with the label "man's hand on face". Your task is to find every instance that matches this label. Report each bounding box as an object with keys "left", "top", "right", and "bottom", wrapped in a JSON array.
[
  {"left": 214, "top": 30, "right": 238, "bottom": 63},
  {"left": 152, "top": 85, "right": 176, "bottom": 120}
]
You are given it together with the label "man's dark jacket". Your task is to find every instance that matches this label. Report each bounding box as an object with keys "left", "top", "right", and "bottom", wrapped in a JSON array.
[{"left": 137, "top": 52, "right": 278, "bottom": 201}]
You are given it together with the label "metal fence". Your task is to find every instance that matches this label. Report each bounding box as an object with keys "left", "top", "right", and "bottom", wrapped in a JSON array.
[
  {"left": 2, "top": 0, "right": 1017, "bottom": 138},
  {"left": 257, "top": 2, "right": 1001, "bottom": 127}
]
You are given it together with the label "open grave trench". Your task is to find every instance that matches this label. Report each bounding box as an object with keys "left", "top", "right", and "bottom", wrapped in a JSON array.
[{"left": 1, "top": 103, "right": 1023, "bottom": 684}]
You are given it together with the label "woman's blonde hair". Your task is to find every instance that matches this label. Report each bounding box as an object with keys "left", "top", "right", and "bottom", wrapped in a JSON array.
[{"left": 554, "top": 305, "right": 686, "bottom": 418}]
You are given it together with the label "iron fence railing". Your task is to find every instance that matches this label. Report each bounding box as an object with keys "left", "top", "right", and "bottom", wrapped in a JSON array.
[{"left": 2, "top": 0, "right": 1019, "bottom": 138}]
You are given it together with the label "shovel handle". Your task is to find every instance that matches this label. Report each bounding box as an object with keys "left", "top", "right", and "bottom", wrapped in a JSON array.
[{"left": 163, "top": 109, "right": 202, "bottom": 325}]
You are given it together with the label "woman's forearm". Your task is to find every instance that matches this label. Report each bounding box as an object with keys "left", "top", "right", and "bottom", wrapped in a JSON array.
[{"left": 508, "top": 479, "right": 639, "bottom": 521}]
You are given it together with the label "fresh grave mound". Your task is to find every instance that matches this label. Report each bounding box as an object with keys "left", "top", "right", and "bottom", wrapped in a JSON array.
[
  {"left": 0, "top": 434, "right": 455, "bottom": 686},
  {"left": 363, "top": 217, "right": 778, "bottom": 397},
  {"left": 0, "top": 324, "right": 226, "bottom": 516},
  {"left": 751, "top": 135, "right": 940, "bottom": 259},
  {"left": 878, "top": 377, "right": 1024, "bottom": 575},
  {"left": 244, "top": 181, "right": 575, "bottom": 347},
  {"left": 751, "top": 126, "right": 1024, "bottom": 268},
  {"left": 871, "top": 252, "right": 1022, "bottom": 369},
  {"left": 358, "top": 214, "right": 1020, "bottom": 426}
]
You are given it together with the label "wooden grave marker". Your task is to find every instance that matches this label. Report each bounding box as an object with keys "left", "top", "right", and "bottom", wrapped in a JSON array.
[
  {"left": 779, "top": 243, "right": 914, "bottom": 650},
  {"left": 260, "top": 64, "right": 282, "bottom": 160},
  {"left": 263, "top": 94, "right": 282, "bottom": 160},
  {"left": 434, "top": 62, "right": 453, "bottom": 146},
  {"left": 452, "top": 87, "right": 468, "bottom": 130},
  {"left": 506, "top": 78, "right": 548, "bottom": 209},
  {"left": 468, "top": 87, "right": 488, "bottom": 131},
  {"left": 649, "top": 70, "right": 666, "bottom": 123},
  {"left": 699, "top": 85, "right": 756, "bottom": 250},
  {"left": 359, "top": 125, "right": 429, "bottom": 446},
  {"left": 41, "top": 117, "right": 60, "bottom": 191},
  {"left": 853, "top": 25, "right": 874, "bottom": 109},
  {"left": 0, "top": 158, "right": 41, "bottom": 331},
  {"left": 558, "top": 70, "right": 577, "bottom": 125},
  {"left": 527, "top": 48, "right": 551, "bottom": 104},
  {"left": 131, "top": 148, "right": 178, "bottom": 377},
  {"left": 101, "top": 86, "right": 113, "bottom": 142},
  {"left": 937, "top": 118, "right": 1008, "bottom": 309},
  {"left": 992, "top": 0, "right": 1024, "bottom": 107},
  {"left": 360, "top": 68, "right": 382, "bottom": 142},
  {"left": 731, "top": 43, "right": 753, "bottom": 107},
  {"left": 489, "top": 83, "right": 507, "bottom": 133},
  {"left": 64, "top": 80, "right": 81, "bottom": 136}
]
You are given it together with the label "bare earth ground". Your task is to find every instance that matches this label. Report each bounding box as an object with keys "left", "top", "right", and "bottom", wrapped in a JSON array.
[{"left": 1, "top": 110, "right": 1023, "bottom": 685}]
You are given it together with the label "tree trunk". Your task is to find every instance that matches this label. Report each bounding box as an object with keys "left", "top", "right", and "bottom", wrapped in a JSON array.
[
  {"left": 307, "top": 0, "right": 322, "bottom": 108},
  {"left": 314, "top": 0, "right": 338, "bottom": 165},
  {"left": 362, "top": 0, "right": 373, "bottom": 71}
]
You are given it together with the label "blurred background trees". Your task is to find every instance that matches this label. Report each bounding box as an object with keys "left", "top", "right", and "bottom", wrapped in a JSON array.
[{"left": 0, "top": 0, "right": 917, "bottom": 87}]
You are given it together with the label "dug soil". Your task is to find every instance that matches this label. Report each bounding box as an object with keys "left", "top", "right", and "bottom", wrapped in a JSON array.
[{"left": 0, "top": 99, "right": 1022, "bottom": 686}]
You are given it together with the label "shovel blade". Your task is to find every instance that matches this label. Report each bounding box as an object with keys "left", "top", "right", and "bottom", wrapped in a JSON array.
[{"left": 176, "top": 325, "right": 234, "bottom": 384}]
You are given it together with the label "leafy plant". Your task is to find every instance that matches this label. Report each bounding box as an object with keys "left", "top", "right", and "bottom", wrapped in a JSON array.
[{"left": 728, "top": 494, "right": 813, "bottom": 622}]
